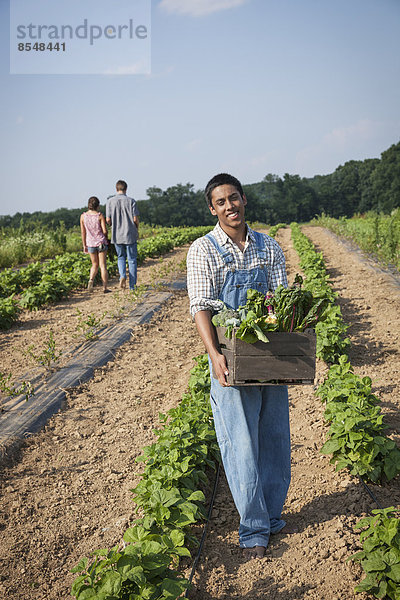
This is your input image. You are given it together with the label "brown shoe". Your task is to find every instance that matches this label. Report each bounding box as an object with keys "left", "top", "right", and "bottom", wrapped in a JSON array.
[
  {"left": 87, "top": 279, "right": 94, "bottom": 292},
  {"left": 119, "top": 277, "right": 126, "bottom": 290}
]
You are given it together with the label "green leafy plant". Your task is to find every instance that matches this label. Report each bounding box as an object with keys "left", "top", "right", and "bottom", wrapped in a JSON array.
[
  {"left": 75, "top": 309, "right": 106, "bottom": 341},
  {"left": 288, "top": 222, "right": 400, "bottom": 596},
  {"left": 109, "top": 291, "right": 127, "bottom": 320},
  {"left": 213, "top": 276, "right": 327, "bottom": 344},
  {"left": 312, "top": 210, "right": 400, "bottom": 272},
  {"left": 0, "top": 226, "right": 212, "bottom": 328},
  {"left": 316, "top": 356, "right": 400, "bottom": 483},
  {"left": 71, "top": 355, "right": 219, "bottom": 600},
  {"left": 0, "top": 296, "right": 21, "bottom": 330},
  {"left": 25, "top": 329, "right": 62, "bottom": 371},
  {"left": 349, "top": 507, "right": 400, "bottom": 600},
  {"left": 127, "top": 284, "right": 147, "bottom": 304},
  {"left": 0, "top": 371, "right": 34, "bottom": 407},
  {"left": 292, "top": 223, "right": 400, "bottom": 483},
  {"left": 290, "top": 222, "right": 351, "bottom": 363},
  {"left": 268, "top": 223, "right": 286, "bottom": 237},
  {"left": 148, "top": 258, "right": 183, "bottom": 291}
]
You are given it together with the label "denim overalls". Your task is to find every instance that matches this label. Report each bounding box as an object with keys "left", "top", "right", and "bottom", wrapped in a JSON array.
[{"left": 206, "top": 231, "right": 291, "bottom": 548}]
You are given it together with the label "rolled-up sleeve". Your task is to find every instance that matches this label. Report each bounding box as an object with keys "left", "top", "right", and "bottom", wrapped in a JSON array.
[
  {"left": 131, "top": 199, "right": 139, "bottom": 217},
  {"left": 186, "top": 240, "right": 224, "bottom": 319},
  {"left": 268, "top": 241, "right": 288, "bottom": 291}
]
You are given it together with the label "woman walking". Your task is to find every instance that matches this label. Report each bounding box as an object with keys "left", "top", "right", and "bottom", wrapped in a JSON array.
[{"left": 80, "top": 196, "right": 110, "bottom": 293}]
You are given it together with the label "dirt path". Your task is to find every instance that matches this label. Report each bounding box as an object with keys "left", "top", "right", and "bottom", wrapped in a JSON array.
[
  {"left": 0, "top": 290, "right": 204, "bottom": 600},
  {"left": 0, "top": 246, "right": 189, "bottom": 392},
  {"left": 0, "top": 228, "right": 399, "bottom": 600}
]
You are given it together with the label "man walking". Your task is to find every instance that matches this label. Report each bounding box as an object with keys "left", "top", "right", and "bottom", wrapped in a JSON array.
[
  {"left": 186, "top": 173, "right": 292, "bottom": 560},
  {"left": 106, "top": 180, "right": 139, "bottom": 290}
]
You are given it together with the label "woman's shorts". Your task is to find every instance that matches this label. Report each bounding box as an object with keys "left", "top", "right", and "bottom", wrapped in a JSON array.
[{"left": 87, "top": 244, "right": 107, "bottom": 254}]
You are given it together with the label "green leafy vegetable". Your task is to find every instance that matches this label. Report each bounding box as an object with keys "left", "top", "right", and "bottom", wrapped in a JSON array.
[
  {"left": 212, "top": 275, "right": 328, "bottom": 344},
  {"left": 348, "top": 507, "right": 400, "bottom": 600}
]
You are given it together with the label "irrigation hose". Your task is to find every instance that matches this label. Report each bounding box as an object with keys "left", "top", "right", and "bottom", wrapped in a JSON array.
[
  {"left": 357, "top": 474, "right": 383, "bottom": 510},
  {"left": 184, "top": 461, "right": 221, "bottom": 598}
]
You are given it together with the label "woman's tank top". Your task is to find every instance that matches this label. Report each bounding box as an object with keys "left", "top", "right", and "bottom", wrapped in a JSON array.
[{"left": 83, "top": 212, "right": 107, "bottom": 247}]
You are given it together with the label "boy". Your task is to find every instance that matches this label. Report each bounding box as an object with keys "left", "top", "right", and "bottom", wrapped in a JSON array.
[{"left": 187, "top": 173, "right": 292, "bottom": 559}]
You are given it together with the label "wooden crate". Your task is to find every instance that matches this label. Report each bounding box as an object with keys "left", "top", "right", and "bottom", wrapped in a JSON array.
[{"left": 215, "top": 327, "right": 316, "bottom": 385}]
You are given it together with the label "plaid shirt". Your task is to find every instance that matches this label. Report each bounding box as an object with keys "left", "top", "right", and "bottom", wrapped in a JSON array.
[{"left": 187, "top": 222, "right": 288, "bottom": 317}]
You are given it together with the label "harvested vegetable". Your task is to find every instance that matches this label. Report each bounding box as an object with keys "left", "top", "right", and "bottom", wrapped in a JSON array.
[{"left": 212, "top": 274, "right": 328, "bottom": 344}]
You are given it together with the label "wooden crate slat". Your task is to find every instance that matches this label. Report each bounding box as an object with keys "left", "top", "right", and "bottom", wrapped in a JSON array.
[
  {"left": 216, "top": 329, "right": 235, "bottom": 351},
  {"left": 215, "top": 326, "right": 316, "bottom": 386},
  {"left": 231, "top": 379, "right": 314, "bottom": 386},
  {"left": 234, "top": 355, "right": 315, "bottom": 381},
  {"left": 217, "top": 328, "right": 316, "bottom": 355}
]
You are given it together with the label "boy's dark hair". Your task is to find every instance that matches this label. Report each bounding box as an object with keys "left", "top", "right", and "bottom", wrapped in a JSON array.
[
  {"left": 205, "top": 173, "right": 244, "bottom": 206},
  {"left": 88, "top": 196, "right": 100, "bottom": 210},
  {"left": 116, "top": 180, "right": 127, "bottom": 192}
]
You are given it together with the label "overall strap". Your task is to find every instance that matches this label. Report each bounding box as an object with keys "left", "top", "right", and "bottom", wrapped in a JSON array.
[
  {"left": 205, "top": 233, "right": 234, "bottom": 266},
  {"left": 253, "top": 230, "right": 267, "bottom": 261}
]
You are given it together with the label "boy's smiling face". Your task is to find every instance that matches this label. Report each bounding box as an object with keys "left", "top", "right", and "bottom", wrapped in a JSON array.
[{"left": 209, "top": 184, "right": 247, "bottom": 232}]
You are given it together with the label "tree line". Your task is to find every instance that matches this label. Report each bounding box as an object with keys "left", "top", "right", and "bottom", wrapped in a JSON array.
[{"left": 1, "top": 141, "right": 399, "bottom": 230}]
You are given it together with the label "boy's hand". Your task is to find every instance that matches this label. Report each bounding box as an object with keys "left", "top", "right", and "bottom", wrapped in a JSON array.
[{"left": 211, "top": 352, "right": 230, "bottom": 387}]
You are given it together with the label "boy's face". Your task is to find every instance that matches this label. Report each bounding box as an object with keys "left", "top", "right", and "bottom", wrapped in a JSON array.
[{"left": 209, "top": 184, "right": 247, "bottom": 231}]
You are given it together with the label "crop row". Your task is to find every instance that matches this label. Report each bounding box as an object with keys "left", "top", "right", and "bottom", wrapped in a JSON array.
[
  {"left": 0, "top": 226, "right": 212, "bottom": 330},
  {"left": 313, "top": 210, "right": 400, "bottom": 272},
  {"left": 290, "top": 223, "right": 400, "bottom": 599},
  {"left": 0, "top": 223, "right": 194, "bottom": 269},
  {"left": 290, "top": 223, "right": 400, "bottom": 483},
  {"left": 71, "top": 354, "right": 219, "bottom": 600}
]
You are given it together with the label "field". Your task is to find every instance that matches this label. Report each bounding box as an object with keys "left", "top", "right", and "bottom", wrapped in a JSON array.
[
  {"left": 0, "top": 225, "right": 400, "bottom": 599},
  {"left": 313, "top": 210, "right": 400, "bottom": 272}
]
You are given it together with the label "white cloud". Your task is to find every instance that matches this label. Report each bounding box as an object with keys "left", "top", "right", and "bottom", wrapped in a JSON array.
[
  {"left": 295, "top": 119, "right": 400, "bottom": 176},
  {"left": 322, "top": 119, "right": 380, "bottom": 149},
  {"left": 185, "top": 138, "right": 202, "bottom": 151},
  {"left": 159, "top": 0, "right": 249, "bottom": 17}
]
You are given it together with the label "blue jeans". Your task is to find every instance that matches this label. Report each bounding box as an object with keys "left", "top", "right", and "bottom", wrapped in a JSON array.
[
  {"left": 209, "top": 363, "right": 291, "bottom": 548},
  {"left": 114, "top": 243, "right": 137, "bottom": 289}
]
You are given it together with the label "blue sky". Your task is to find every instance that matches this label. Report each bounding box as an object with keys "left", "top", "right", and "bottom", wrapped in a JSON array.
[{"left": 1, "top": 0, "right": 399, "bottom": 216}]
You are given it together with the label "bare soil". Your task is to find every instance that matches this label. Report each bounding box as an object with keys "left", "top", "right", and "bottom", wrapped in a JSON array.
[
  {"left": 0, "top": 246, "right": 190, "bottom": 387},
  {"left": 0, "top": 227, "right": 399, "bottom": 600}
]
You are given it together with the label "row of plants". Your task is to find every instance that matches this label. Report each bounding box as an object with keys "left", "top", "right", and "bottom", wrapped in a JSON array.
[
  {"left": 289, "top": 223, "right": 351, "bottom": 363},
  {"left": 0, "top": 224, "right": 74, "bottom": 268},
  {"left": 0, "top": 226, "right": 211, "bottom": 299},
  {"left": 291, "top": 223, "right": 400, "bottom": 483},
  {"left": 0, "top": 226, "right": 212, "bottom": 329},
  {"left": 291, "top": 223, "right": 400, "bottom": 599},
  {"left": 0, "top": 222, "right": 211, "bottom": 270},
  {"left": 267, "top": 222, "right": 287, "bottom": 238},
  {"left": 312, "top": 210, "right": 400, "bottom": 272},
  {"left": 71, "top": 354, "right": 219, "bottom": 600}
]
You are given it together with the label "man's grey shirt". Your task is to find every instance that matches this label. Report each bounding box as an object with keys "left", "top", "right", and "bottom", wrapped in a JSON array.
[{"left": 106, "top": 194, "right": 139, "bottom": 245}]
